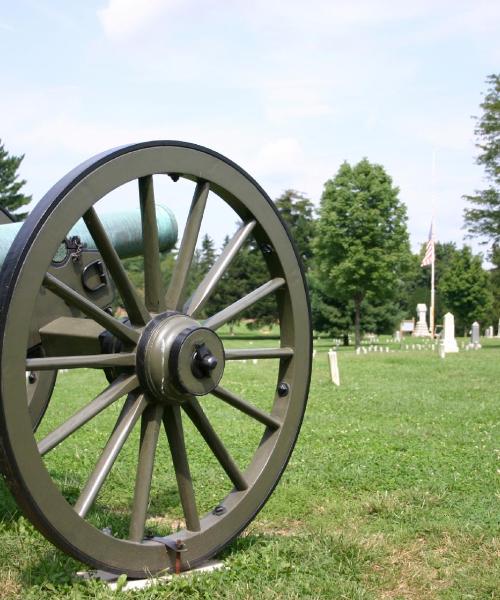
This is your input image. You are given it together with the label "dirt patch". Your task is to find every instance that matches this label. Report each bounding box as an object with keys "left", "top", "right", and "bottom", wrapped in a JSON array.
[
  {"left": 145, "top": 515, "right": 185, "bottom": 533},
  {"left": 375, "top": 538, "right": 447, "bottom": 599},
  {"left": 245, "top": 518, "right": 304, "bottom": 537},
  {"left": 0, "top": 572, "right": 21, "bottom": 600}
]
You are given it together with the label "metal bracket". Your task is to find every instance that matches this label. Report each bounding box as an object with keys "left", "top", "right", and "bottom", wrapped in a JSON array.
[
  {"left": 66, "top": 235, "right": 84, "bottom": 262},
  {"left": 82, "top": 259, "right": 107, "bottom": 292},
  {"left": 152, "top": 537, "right": 187, "bottom": 575}
]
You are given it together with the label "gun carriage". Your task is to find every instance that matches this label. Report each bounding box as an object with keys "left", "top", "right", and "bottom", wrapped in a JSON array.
[{"left": 0, "top": 141, "right": 311, "bottom": 577}]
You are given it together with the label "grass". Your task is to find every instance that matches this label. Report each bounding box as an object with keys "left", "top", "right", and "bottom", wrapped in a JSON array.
[{"left": 0, "top": 336, "right": 498, "bottom": 598}]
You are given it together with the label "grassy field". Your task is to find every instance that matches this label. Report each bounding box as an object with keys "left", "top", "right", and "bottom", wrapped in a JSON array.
[{"left": 0, "top": 335, "right": 498, "bottom": 599}]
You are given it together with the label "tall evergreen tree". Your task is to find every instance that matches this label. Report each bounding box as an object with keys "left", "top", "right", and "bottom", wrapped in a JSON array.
[
  {"left": 463, "top": 74, "right": 500, "bottom": 244},
  {"left": 198, "top": 234, "right": 216, "bottom": 276},
  {"left": 314, "top": 159, "right": 412, "bottom": 346},
  {"left": 488, "top": 244, "right": 500, "bottom": 327},
  {"left": 208, "top": 232, "right": 278, "bottom": 330},
  {"left": 275, "top": 189, "right": 316, "bottom": 271},
  {"left": 0, "top": 139, "right": 32, "bottom": 220}
]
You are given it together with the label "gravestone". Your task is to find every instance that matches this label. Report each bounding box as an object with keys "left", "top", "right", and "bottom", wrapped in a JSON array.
[
  {"left": 328, "top": 350, "right": 340, "bottom": 386},
  {"left": 413, "top": 303, "right": 431, "bottom": 337},
  {"left": 497, "top": 318, "right": 500, "bottom": 338},
  {"left": 485, "top": 325, "right": 494, "bottom": 338},
  {"left": 471, "top": 322, "right": 481, "bottom": 348},
  {"left": 443, "top": 312, "right": 459, "bottom": 353},
  {"left": 394, "top": 330, "right": 401, "bottom": 342}
]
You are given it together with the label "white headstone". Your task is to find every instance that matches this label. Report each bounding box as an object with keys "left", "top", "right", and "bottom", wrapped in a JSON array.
[
  {"left": 356, "top": 347, "right": 361, "bottom": 355},
  {"left": 394, "top": 331, "right": 401, "bottom": 342},
  {"left": 328, "top": 350, "right": 340, "bottom": 386},
  {"left": 443, "top": 312, "right": 459, "bottom": 353},
  {"left": 497, "top": 318, "right": 500, "bottom": 337},
  {"left": 413, "top": 303, "right": 431, "bottom": 337},
  {"left": 485, "top": 325, "right": 494, "bottom": 338},
  {"left": 438, "top": 341, "right": 446, "bottom": 358},
  {"left": 471, "top": 322, "right": 481, "bottom": 348}
]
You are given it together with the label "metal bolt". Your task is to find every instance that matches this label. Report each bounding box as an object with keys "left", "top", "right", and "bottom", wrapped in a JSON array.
[
  {"left": 213, "top": 504, "right": 226, "bottom": 516},
  {"left": 277, "top": 382, "right": 289, "bottom": 397},
  {"left": 28, "top": 372, "right": 37, "bottom": 384}
]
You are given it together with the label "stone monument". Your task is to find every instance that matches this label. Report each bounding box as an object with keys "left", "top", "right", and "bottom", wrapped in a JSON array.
[
  {"left": 443, "top": 312, "right": 459, "bottom": 353},
  {"left": 413, "top": 303, "right": 431, "bottom": 337},
  {"left": 485, "top": 325, "right": 494, "bottom": 338},
  {"left": 471, "top": 321, "right": 481, "bottom": 348},
  {"left": 497, "top": 318, "right": 500, "bottom": 338}
]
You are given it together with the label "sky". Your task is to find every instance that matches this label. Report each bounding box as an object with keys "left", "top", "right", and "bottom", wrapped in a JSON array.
[{"left": 1, "top": 0, "right": 499, "bottom": 261}]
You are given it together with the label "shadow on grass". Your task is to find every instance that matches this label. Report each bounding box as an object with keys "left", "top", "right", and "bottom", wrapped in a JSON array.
[{"left": 0, "top": 478, "right": 21, "bottom": 521}]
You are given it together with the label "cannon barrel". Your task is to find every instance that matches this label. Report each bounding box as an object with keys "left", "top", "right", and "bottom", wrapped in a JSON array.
[{"left": 0, "top": 203, "right": 178, "bottom": 266}]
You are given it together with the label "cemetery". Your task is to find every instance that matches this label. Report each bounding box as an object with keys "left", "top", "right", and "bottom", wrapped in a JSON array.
[
  {"left": 0, "top": 4, "right": 498, "bottom": 599},
  {"left": 0, "top": 138, "right": 497, "bottom": 598}
]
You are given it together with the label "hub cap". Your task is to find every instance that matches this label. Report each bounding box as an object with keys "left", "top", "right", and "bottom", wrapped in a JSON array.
[{"left": 137, "top": 312, "right": 225, "bottom": 402}]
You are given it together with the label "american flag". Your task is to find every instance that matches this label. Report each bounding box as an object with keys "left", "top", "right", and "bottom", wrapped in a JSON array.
[{"left": 420, "top": 221, "right": 435, "bottom": 267}]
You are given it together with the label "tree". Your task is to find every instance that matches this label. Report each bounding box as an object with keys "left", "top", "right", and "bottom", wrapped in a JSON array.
[
  {"left": 488, "top": 244, "right": 500, "bottom": 325},
  {"left": 275, "top": 190, "right": 316, "bottom": 271},
  {"left": 314, "top": 158, "right": 412, "bottom": 346},
  {"left": 463, "top": 74, "right": 500, "bottom": 244},
  {"left": 0, "top": 139, "right": 31, "bottom": 220},
  {"left": 439, "top": 245, "right": 493, "bottom": 335},
  {"left": 208, "top": 232, "right": 279, "bottom": 331},
  {"left": 198, "top": 234, "right": 216, "bottom": 276}
]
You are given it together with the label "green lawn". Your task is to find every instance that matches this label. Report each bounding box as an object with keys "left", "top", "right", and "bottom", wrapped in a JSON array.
[{"left": 0, "top": 338, "right": 498, "bottom": 599}]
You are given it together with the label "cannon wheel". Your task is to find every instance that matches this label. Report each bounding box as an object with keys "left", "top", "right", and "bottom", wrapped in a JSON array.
[{"left": 0, "top": 141, "right": 311, "bottom": 577}]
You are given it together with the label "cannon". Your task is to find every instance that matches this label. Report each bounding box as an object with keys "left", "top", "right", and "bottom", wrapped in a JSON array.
[{"left": 0, "top": 141, "right": 311, "bottom": 577}]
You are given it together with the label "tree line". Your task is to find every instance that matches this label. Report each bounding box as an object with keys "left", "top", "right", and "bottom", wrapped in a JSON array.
[{"left": 0, "top": 74, "right": 498, "bottom": 344}]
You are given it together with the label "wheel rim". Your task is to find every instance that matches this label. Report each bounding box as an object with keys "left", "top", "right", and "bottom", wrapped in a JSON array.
[{"left": 0, "top": 141, "right": 311, "bottom": 576}]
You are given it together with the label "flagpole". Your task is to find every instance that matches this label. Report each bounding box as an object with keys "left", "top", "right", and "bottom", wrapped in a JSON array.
[
  {"left": 430, "top": 251, "right": 435, "bottom": 337},
  {"left": 430, "top": 150, "right": 436, "bottom": 338}
]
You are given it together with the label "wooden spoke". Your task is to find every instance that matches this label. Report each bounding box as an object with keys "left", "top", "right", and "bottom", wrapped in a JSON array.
[
  {"left": 163, "top": 405, "right": 200, "bottom": 531},
  {"left": 165, "top": 181, "right": 209, "bottom": 310},
  {"left": 43, "top": 273, "right": 139, "bottom": 345},
  {"left": 212, "top": 386, "right": 281, "bottom": 430},
  {"left": 184, "top": 220, "right": 256, "bottom": 317},
  {"left": 129, "top": 403, "right": 163, "bottom": 542},
  {"left": 74, "top": 392, "right": 146, "bottom": 518},
  {"left": 225, "top": 347, "right": 294, "bottom": 360},
  {"left": 203, "top": 278, "right": 285, "bottom": 331},
  {"left": 139, "top": 176, "right": 166, "bottom": 313},
  {"left": 38, "top": 374, "right": 139, "bottom": 456},
  {"left": 26, "top": 353, "right": 136, "bottom": 371},
  {"left": 83, "top": 207, "right": 150, "bottom": 326},
  {"left": 183, "top": 397, "right": 248, "bottom": 491}
]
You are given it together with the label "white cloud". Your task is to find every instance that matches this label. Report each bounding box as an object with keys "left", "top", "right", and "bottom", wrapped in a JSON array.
[
  {"left": 97, "top": 0, "right": 180, "bottom": 40},
  {"left": 263, "top": 81, "right": 332, "bottom": 122},
  {"left": 399, "top": 116, "right": 476, "bottom": 153},
  {"left": 251, "top": 137, "right": 304, "bottom": 178}
]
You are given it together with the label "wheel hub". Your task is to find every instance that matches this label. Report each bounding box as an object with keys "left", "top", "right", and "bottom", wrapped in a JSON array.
[{"left": 136, "top": 312, "right": 225, "bottom": 402}]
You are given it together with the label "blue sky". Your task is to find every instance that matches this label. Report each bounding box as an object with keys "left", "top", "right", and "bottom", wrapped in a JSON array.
[{"left": 1, "top": 0, "right": 499, "bottom": 259}]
